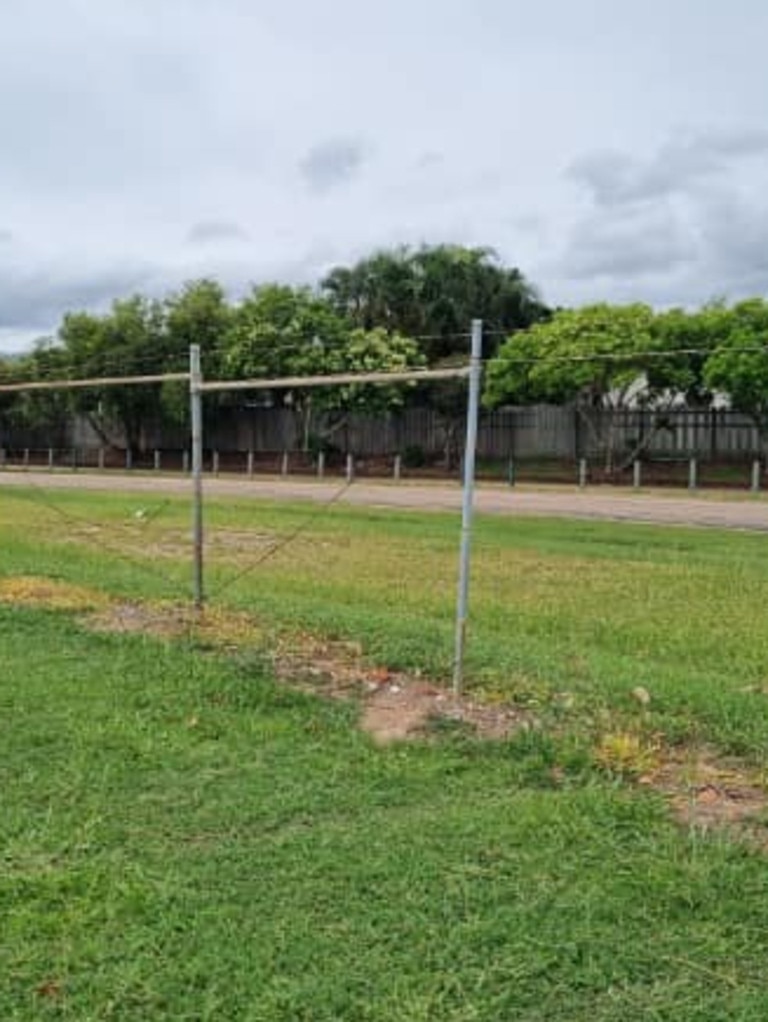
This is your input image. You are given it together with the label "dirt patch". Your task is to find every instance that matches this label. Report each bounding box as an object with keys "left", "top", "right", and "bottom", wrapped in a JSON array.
[
  {"left": 647, "top": 747, "right": 768, "bottom": 835},
  {"left": 0, "top": 573, "right": 528, "bottom": 744},
  {"left": 270, "top": 634, "right": 528, "bottom": 743},
  {"left": 0, "top": 575, "right": 109, "bottom": 611},
  {"left": 361, "top": 683, "right": 442, "bottom": 743},
  {"left": 84, "top": 601, "right": 263, "bottom": 649},
  {"left": 361, "top": 681, "right": 525, "bottom": 744}
]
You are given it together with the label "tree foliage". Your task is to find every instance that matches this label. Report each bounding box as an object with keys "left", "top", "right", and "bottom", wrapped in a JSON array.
[
  {"left": 15, "top": 245, "right": 768, "bottom": 465},
  {"left": 58, "top": 297, "right": 175, "bottom": 452},
  {"left": 649, "top": 304, "right": 726, "bottom": 407},
  {"left": 323, "top": 244, "right": 548, "bottom": 362},
  {"left": 704, "top": 299, "right": 768, "bottom": 446},
  {"left": 224, "top": 285, "right": 424, "bottom": 448},
  {"left": 486, "top": 304, "right": 657, "bottom": 470},
  {"left": 486, "top": 304, "right": 655, "bottom": 404}
]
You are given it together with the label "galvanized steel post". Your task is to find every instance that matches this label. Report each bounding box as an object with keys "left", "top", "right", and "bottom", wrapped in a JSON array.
[
  {"left": 453, "top": 319, "right": 483, "bottom": 698},
  {"left": 190, "top": 345, "right": 204, "bottom": 610}
]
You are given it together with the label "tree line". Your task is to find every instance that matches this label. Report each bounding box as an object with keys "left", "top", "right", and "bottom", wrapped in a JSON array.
[
  {"left": 486, "top": 301, "right": 768, "bottom": 468},
  {"left": 2, "top": 243, "right": 768, "bottom": 467},
  {"left": 0, "top": 244, "right": 545, "bottom": 457}
]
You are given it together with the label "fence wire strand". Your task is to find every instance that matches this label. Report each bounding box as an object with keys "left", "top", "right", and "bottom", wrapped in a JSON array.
[
  {"left": 0, "top": 478, "right": 182, "bottom": 595},
  {"left": 208, "top": 477, "right": 355, "bottom": 602}
]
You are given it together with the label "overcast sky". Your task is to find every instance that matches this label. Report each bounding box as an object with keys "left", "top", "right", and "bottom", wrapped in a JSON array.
[{"left": 3, "top": 0, "right": 768, "bottom": 351}]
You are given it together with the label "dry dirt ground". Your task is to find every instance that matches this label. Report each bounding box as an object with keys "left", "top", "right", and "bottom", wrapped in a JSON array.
[{"left": 3, "top": 469, "right": 768, "bottom": 530}]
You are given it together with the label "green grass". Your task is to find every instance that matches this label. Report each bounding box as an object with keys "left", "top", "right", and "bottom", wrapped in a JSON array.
[
  {"left": 3, "top": 485, "right": 768, "bottom": 754},
  {"left": 4, "top": 485, "right": 768, "bottom": 1018}
]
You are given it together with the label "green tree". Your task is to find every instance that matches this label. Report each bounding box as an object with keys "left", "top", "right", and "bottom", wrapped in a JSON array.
[
  {"left": 59, "top": 297, "right": 171, "bottom": 454},
  {"left": 225, "top": 284, "right": 348, "bottom": 381},
  {"left": 224, "top": 285, "right": 423, "bottom": 451},
  {"left": 163, "top": 279, "right": 233, "bottom": 425},
  {"left": 704, "top": 299, "right": 768, "bottom": 453},
  {"left": 7, "top": 341, "right": 72, "bottom": 437},
  {"left": 322, "top": 244, "right": 547, "bottom": 363},
  {"left": 650, "top": 304, "right": 727, "bottom": 408},
  {"left": 307, "top": 327, "right": 424, "bottom": 452},
  {"left": 165, "top": 279, "right": 232, "bottom": 375},
  {"left": 324, "top": 245, "right": 548, "bottom": 465},
  {"left": 0, "top": 355, "right": 21, "bottom": 437},
  {"left": 485, "top": 304, "right": 657, "bottom": 471}
]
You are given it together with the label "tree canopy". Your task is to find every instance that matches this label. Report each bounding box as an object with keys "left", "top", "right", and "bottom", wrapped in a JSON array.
[
  {"left": 322, "top": 244, "right": 548, "bottom": 361},
  {"left": 6, "top": 243, "right": 768, "bottom": 461},
  {"left": 704, "top": 299, "right": 768, "bottom": 444}
]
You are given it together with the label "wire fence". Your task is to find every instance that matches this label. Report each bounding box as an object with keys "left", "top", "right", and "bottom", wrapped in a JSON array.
[
  {"left": 4, "top": 329, "right": 768, "bottom": 695},
  {"left": 0, "top": 344, "right": 482, "bottom": 692}
]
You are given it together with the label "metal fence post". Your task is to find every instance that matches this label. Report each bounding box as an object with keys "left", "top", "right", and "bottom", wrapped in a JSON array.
[
  {"left": 247, "top": 450, "right": 254, "bottom": 477},
  {"left": 578, "top": 459, "right": 587, "bottom": 489},
  {"left": 394, "top": 454, "right": 402, "bottom": 481},
  {"left": 317, "top": 450, "right": 325, "bottom": 479},
  {"left": 190, "top": 345, "right": 204, "bottom": 610},
  {"left": 752, "top": 459, "right": 761, "bottom": 492},
  {"left": 453, "top": 319, "right": 483, "bottom": 698},
  {"left": 688, "top": 457, "right": 697, "bottom": 491},
  {"left": 633, "top": 459, "right": 641, "bottom": 489},
  {"left": 346, "top": 453, "right": 354, "bottom": 482},
  {"left": 281, "top": 451, "right": 289, "bottom": 476}
]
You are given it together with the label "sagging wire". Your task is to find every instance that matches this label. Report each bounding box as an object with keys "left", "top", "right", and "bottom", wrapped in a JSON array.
[
  {"left": 0, "top": 479, "right": 180, "bottom": 595},
  {"left": 207, "top": 477, "right": 355, "bottom": 602}
]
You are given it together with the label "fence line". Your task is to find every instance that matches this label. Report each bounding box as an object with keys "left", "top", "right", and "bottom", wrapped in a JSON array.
[{"left": 3, "top": 405, "right": 762, "bottom": 462}]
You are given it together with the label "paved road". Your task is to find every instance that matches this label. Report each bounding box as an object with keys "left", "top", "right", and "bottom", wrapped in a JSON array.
[{"left": 2, "top": 470, "right": 768, "bottom": 531}]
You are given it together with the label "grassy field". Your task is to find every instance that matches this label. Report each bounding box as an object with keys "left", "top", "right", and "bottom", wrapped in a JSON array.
[{"left": 3, "top": 484, "right": 768, "bottom": 1019}]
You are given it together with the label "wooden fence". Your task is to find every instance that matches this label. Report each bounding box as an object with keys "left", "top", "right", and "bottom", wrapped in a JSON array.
[{"left": 1, "top": 405, "right": 764, "bottom": 462}]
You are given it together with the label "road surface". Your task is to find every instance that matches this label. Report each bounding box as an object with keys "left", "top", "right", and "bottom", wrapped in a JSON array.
[{"left": 2, "top": 470, "right": 768, "bottom": 531}]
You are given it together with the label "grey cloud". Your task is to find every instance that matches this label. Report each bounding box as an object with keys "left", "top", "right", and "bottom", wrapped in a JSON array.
[
  {"left": 0, "top": 259, "right": 157, "bottom": 330},
  {"left": 694, "top": 195, "right": 768, "bottom": 295},
  {"left": 568, "top": 127, "right": 768, "bottom": 206},
  {"left": 299, "top": 137, "right": 369, "bottom": 192},
  {"left": 562, "top": 209, "right": 696, "bottom": 280},
  {"left": 0, "top": 229, "right": 12, "bottom": 244},
  {"left": 511, "top": 214, "right": 546, "bottom": 236},
  {"left": 416, "top": 151, "right": 444, "bottom": 170},
  {"left": 186, "top": 221, "right": 250, "bottom": 245},
  {"left": 553, "top": 181, "right": 768, "bottom": 307}
]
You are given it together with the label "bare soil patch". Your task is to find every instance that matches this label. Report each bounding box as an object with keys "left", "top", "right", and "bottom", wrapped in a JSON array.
[
  {"left": 84, "top": 601, "right": 263, "bottom": 649},
  {"left": 269, "top": 633, "right": 528, "bottom": 742},
  {"left": 648, "top": 747, "right": 768, "bottom": 835},
  {"left": 0, "top": 574, "right": 524, "bottom": 743},
  {"left": 361, "top": 681, "right": 525, "bottom": 744}
]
